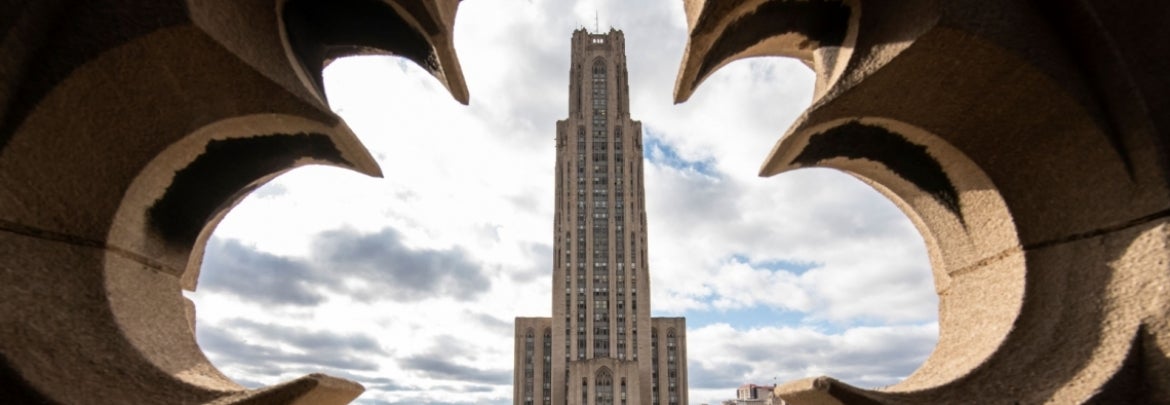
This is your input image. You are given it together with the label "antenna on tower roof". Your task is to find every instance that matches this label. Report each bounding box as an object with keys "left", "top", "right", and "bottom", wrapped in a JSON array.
[{"left": 594, "top": 11, "right": 599, "bottom": 33}]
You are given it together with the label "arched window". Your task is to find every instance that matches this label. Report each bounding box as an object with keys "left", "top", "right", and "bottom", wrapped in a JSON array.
[
  {"left": 582, "top": 377, "right": 588, "bottom": 405},
  {"left": 595, "top": 368, "right": 613, "bottom": 405},
  {"left": 620, "top": 377, "right": 628, "bottom": 405}
]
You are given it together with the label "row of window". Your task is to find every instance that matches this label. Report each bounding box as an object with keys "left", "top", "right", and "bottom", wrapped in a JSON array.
[
  {"left": 557, "top": 58, "right": 652, "bottom": 370},
  {"left": 522, "top": 329, "right": 556, "bottom": 405},
  {"left": 589, "top": 55, "right": 611, "bottom": 357},
  {"left": 577, "top": 368, "right": 630, "bottom": 405}
]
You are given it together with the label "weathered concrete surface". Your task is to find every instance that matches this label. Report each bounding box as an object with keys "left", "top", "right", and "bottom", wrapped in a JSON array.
[
  {"left": 0, "top": 1, "right": 468, "bottom": 403},
  {"left": 676, "top": 0, "right": 1170, "bottom": 403}
]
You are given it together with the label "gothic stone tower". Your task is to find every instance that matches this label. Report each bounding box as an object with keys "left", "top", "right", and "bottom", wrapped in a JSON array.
[{"left": 514, "top": 28, "right": 688, "bottom": 405}]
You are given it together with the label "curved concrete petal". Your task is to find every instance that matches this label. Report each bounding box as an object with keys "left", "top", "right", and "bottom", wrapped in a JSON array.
[
  {"left": 674, "top": 0, "right": 1170, "bottom": 403},
  {"left": 0, "top": 1, "right": 469, "bottom": 403}
]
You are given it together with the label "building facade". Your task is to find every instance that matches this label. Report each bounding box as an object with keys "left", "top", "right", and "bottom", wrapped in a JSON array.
[
  {"left": 722, "top": 384, "right": 781, "bottom": 405},
  {"left": 514, "top": 28, "right": 688, "bottom": 405}
]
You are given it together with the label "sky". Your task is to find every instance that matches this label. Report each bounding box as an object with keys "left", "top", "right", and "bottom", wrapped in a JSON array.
[{"left": 188, "top": 1, "right": 940, "bottom": 404}]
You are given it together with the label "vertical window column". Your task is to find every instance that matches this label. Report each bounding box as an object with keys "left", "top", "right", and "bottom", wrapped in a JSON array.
[
  {"left": 667, "top": 331, "right": 679, "bottom": 405},
  {"left": 651, "top": 329, "right": 660, "bottom": 405},
  {"left": 543, "top": 330, "right": 552, "bottom": 405},
  {"left": 590, "top": 58, "right": 611, "bottom": 359},
  {"left": 524, "top": 331, "right": 534, "bottom": 405},
  {"left": 620, "top": 378, "right": 627, "bottom": 405}
]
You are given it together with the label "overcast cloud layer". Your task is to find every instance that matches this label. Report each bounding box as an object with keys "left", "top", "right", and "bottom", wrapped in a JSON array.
[{"left": 191, "top": 1, "right": 939, "bottom": 404}]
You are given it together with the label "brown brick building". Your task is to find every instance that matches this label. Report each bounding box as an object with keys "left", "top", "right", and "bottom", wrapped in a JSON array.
[{"left": 514, "top": 28, "right": 688, "bottom": 405}]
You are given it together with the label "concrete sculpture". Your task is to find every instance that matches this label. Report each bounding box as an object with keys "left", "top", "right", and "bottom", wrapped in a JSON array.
[
  {"left": 4, "top": 0, "right": 1169, "bottom": 403},
  {"left": 675, "top": 0, "right": 1170, "bottom": 403},
  {"left": 0, "top": 1, "right": 466, "bottom": 403}
]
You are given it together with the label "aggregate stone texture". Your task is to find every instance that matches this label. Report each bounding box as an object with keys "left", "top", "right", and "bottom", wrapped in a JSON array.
[
  {"left": 674, "top": 0, "right": 1170, "bottom": 403},
  {"left": 1, "top": 1, "right": 468, "bottom": 403},
  {"left": 3, "top": 0, "right": 1170, "bottom": 404}
]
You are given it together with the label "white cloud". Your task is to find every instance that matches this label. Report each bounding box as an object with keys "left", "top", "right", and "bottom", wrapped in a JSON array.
[
  {"left": 192, "top": 0, "right": 939, "bottom": 403},
  {"left": 686, "top": 322, "right": 939, "bottom": 405}
]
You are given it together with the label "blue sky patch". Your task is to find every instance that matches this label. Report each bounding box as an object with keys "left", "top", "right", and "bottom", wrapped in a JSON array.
[
  {"left": 683, "top": 305, "right": 805, "bottom": 329},
  {"left": 642, "top": 129, "right": 719, "bottom": 177},
  {"left": 729, "top": 254, "right": 821, "bottom": 275},
  {"left": 681, "top": 304, "right": 900, "bottom": 335}
]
